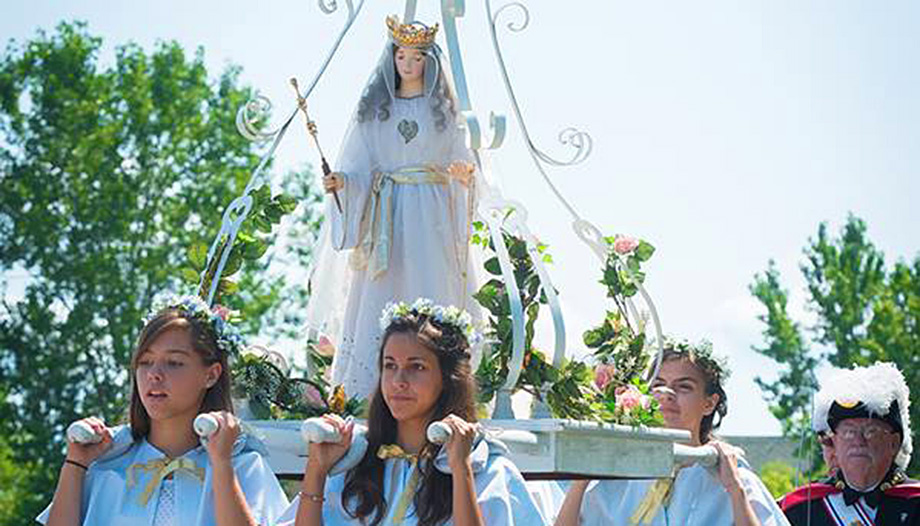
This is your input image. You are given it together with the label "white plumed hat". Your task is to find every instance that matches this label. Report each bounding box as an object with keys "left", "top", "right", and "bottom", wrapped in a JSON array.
[{"left": 813, "top": 362, "right": 912, "bottom": 468}]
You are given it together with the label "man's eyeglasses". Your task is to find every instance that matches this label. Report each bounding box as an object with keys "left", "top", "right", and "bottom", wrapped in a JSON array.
[{"left": 832, "top": 424, "right": 894, "bottom": 442}]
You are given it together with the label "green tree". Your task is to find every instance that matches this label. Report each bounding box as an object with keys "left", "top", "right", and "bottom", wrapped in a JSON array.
[
  {"left": 0, "top": 421, "right": 43, "bottom": 524},
  {"left": 752, "top": 214, "right": 920, "bottom": 475},
  {"left": 759, "top": 461, "right": 798, "bottom": 499},
  {"left": 0, "top": 22, "right": 320, "bottom": 522},
  {"left": 750, "top": 262, "right": 818, "bottom": 460}
]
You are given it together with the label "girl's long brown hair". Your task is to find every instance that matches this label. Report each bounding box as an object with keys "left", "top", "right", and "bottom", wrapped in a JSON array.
[
  {"left": 128, "top": 309, "right": 233, "bottom": 440},
  {"left": 341, "top": 312, "right": 477, "bottom": 526}
]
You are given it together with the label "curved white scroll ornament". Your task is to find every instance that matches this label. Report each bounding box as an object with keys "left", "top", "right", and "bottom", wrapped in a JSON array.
[
  {"left": 479, "top": 197, "right": 525, "bottom": 395},
  {"left": 476, "top": 195, "right": 566, "bottom": 413},
  {"left": 439, "top": 0, "right": 568, "bottom": 416},
  {"left": 441, "top": 0, "right": 507, "bottom": 151},
  {"left": 200, "top": 0, "right": 366, "bottom": 304},
  {"left": 486, "top": 0, "right": 665, "bottom": 380},
  {"left": 576, "top": 218, "right": 664, "bottom": 382}
]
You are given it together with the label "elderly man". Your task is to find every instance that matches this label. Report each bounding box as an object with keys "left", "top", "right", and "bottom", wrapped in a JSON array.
[{"left": 781, "top": 362, "right": 920, "bottom": 525}]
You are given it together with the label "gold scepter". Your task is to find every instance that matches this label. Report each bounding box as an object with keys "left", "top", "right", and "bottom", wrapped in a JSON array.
[{"left": 290, "top": 77, "right": 343, "bottom": 213}]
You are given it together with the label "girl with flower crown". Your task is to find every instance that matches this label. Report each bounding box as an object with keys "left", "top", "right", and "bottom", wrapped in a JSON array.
[
  {"left": 39, "top": 296, "right": 289, "bottom": 526},
  {"left": 277, "top": 299, "right": 547, "bottom": 526},
  {"left": 552, "top": 340, "right": 789, "bottom": 526},
  {"left": 303, "top": 15, "right": 482, "bottom": 401}
]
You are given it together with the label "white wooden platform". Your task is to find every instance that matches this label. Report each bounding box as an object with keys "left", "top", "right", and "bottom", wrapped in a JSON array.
[{"left": 249, "top": 419, "right": 714, "bottom": 480}]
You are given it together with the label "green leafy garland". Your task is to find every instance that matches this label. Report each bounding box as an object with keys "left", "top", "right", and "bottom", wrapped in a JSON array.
[
  {"left": 472, "top": 219, "right": 557, "bottom": 405},
  {"left": 472, "top": 217, "right": 664, "bottom": 426},
  {"left": 182, "top": 185, "right": 298, "bottom": 302}
]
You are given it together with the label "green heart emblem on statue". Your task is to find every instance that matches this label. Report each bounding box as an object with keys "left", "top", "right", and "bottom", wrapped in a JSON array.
[{"left": 398, "top": 119, "right": 418, "bottom": 144}]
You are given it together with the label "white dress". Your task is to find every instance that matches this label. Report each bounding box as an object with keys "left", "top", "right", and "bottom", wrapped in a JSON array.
[
  {"left": 276, "top": 438, "right": 549, "bottom": 526},
  {"left": 36, "top": 426, "right": 289, "bottom": 526},
  {"left": 579, "top": 460, "right": 791, "bottom": 526},
  {"left": 305, "top": 95, "right": 480, "bottom": 400}
]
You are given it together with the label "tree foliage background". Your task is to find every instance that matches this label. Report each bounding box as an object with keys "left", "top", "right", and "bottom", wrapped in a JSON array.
[
  {"left": 752, "top": 214, "right": 920, "bottom": 475},
  {"left": 0, "top": 22, "right": 320, "bottom": 522}
]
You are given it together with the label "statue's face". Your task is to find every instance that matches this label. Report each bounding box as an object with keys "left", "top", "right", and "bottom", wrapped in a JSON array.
[
  {"left": 831, "top": 418, "right": 901, "bottom": 489},
  {"left": 394, "top": 46, "right": 426, "bottom": 84}
]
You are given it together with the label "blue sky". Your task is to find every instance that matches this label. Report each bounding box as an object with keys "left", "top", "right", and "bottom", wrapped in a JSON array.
[{"left": 3, "top": 1, "right": 919, "bottom": 436}]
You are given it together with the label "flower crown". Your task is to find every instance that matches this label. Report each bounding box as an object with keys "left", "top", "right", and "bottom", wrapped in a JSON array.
[
  {"left": 379, "top": 298, "right": 481, "bottom": 346},
  {"left": 659, "top": 337, "right": 730, "bottom": 383},
  {"left": 386, "top": 15, "right": 439, "bottom": 49},
  {"left": 145, "top": 295, "right": 245, "bottom": 357}
]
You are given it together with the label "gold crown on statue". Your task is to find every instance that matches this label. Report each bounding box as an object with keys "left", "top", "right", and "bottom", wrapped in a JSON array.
[{"left": 386, "top": 15, "right": 439, "bottom": 49}]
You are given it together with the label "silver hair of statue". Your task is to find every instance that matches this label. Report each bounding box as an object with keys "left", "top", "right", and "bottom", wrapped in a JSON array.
[{"left": 355, "top": 44, "right": 454, "bottom": 132}]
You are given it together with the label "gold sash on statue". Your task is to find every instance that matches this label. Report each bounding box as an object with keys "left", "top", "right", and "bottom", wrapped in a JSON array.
[{"left": 356, "top": 166, "right": 450, "bottom": 278}]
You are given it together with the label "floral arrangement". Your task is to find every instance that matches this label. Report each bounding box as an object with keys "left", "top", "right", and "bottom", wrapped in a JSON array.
[
  {"left": 173, "top": 183, "right": 365, "bottom": 420},
  {"left": 176, "top": 180, "right": 666, "bottom": 427},
  {"left": 471, "top": 218, "right": 664, "bottom": 427},
  {"left": 584, "top": 234, "right": 662, "bottom": 426},
  {"left": 146, "top": 294, "right": 246, "bottom": 357},
  {"left": 470, "top": 220, "right": 575, "bottom": 410},
  {"left": 379, "top": 298, "right": 482, "bottom": 346},
  {"left": 231, "top": 344, "right": 365, "bottom": 420},
  {"left": 652, "top": 337, "right": 730, "bottom": 387}
]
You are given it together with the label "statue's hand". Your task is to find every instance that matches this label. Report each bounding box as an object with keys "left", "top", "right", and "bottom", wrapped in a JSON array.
[
  {"left": 323, "top": 172, "right": 345, "bottom": 193},
  {"left": 446, "top": 161, "right": 475, "bottom": 187}
]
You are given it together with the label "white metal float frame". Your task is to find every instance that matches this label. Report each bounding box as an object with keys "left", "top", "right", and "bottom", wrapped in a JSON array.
[{"left": 195, "top": 0, "right": 715, "bottom": 478}]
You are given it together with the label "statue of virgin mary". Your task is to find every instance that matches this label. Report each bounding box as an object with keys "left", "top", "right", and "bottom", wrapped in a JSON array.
[{"left": 303, "top": 15, "right": 482, "bottom": 400}]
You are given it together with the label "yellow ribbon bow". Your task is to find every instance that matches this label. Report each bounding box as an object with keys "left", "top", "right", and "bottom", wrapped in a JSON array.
[
  {"left": 376, "top": 443, "right": 422, "bottom": 462},
  {"left": 126, "top": 457, "right": 205, "bottom": 506},
  {"left": 630, "top": 477, "right": 675, "bottom": 525},
  {"left": 377, "top": 444, "right": 427, "bottom": 525}
]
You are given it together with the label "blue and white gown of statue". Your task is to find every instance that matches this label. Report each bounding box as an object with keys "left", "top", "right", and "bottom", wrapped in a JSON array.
[
  {"left": 578, "top": 458, "right": 791, "bottom": 526},
  {"left": 36, "top": 426, "right": 289, "bottom": 526},
  {"left": 276, "top": 437, "right": 549, "bottom": 526},
  {"left": 304, "top": 92, "right": 482, "bottom": 400}
]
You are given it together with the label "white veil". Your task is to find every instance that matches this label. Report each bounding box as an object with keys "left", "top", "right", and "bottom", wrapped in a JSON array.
[{"left": 300, "top": 34, "right": 484, "bottom": 362}]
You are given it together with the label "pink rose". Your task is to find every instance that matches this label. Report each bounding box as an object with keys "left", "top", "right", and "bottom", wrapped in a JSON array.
[
  {"left": 594, "top": 363, "right": 617, "bottom": 392},
  {"left": 615, "top": 384, "right": 649, "bottom": 412},
  {"left": 303, "top": 383, "right": 326, "bottom": 408},
  {"left": 316, "top": 335, "right": 336, "bottom": 357},
  {"left": 613, "top": 236, "right": 640, "bottom": 256},
  {"left": 212, "top": 305, "right": 232, "bottom": 321}
]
